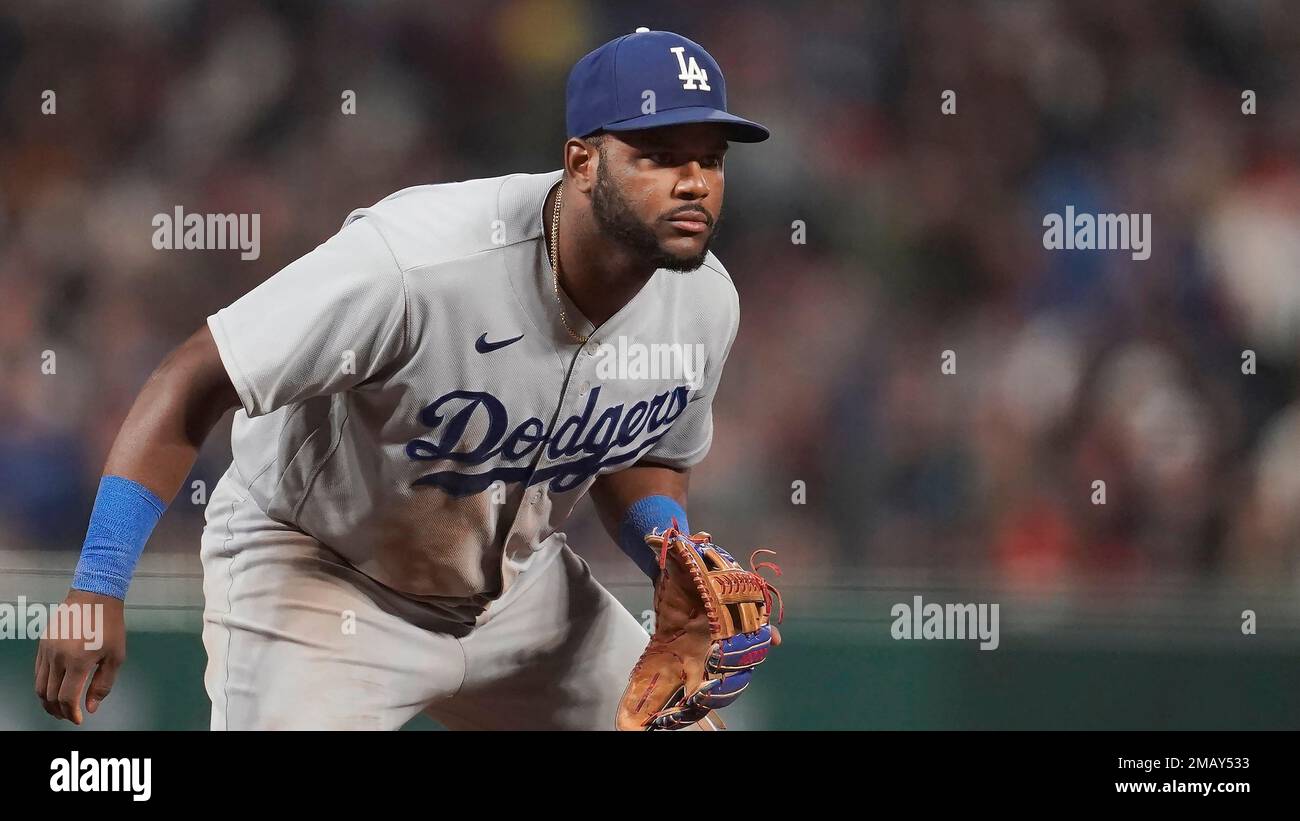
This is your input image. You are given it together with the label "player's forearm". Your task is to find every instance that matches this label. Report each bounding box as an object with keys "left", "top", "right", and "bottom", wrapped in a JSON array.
[
  {"left": 71, "top": 326, "right": 239, "bottom": 600},
  {"left": 590, "top": 462, "right": 690, "bottom": 539},
  {"left": 102, "top": 326, "right": 240, "bottom": 500},
  {"left": 590, "top": 462, "right": 692, "bottom": 579}
]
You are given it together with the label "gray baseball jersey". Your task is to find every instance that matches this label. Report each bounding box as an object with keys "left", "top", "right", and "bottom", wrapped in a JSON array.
[{"left": 206, "top": 169, "right": 739, "bottom": 615}]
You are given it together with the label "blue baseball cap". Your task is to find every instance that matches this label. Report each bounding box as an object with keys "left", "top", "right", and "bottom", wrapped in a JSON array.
[{"left": 566, "top": 27, "right": 770, "bottom": 143}]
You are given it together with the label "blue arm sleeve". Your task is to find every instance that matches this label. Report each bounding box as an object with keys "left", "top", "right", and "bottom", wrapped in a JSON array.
[
  {"left": 618, "top": 495, "right": 689, "bottom": 581},
  {"left": 71, "top": 475, "right": 168, "bottom": 600}
]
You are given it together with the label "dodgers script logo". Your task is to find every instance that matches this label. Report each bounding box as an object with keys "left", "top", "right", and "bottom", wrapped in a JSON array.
[{"left": 406, "top": 384, "right": 690, "bottom": 496}]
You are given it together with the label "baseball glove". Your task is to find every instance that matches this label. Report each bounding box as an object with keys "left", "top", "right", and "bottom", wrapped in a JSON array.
[{"left": 616, "top": 519, "right": 784, "bottom": 730}]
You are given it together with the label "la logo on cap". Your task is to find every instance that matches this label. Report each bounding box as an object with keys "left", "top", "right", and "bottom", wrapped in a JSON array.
[{"left": 670, "top": 46, "right": 711, "bottom": 91}]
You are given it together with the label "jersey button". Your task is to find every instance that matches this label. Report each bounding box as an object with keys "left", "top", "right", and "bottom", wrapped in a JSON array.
[
  {"left": 531, "top": 490, "right": 543, "bottom": 504},
  {"left": 579, "top": 380, "right": 590, "bottom": 395}
]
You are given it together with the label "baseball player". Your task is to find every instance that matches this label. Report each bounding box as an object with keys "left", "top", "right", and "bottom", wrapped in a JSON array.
[{"left": 35, "top": 27, "right": 778, "bottom": 730}]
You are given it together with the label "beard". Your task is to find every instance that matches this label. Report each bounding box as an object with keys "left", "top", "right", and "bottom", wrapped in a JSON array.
[{"left": 590, "top": 152, "right": 720, "bottom": 273}]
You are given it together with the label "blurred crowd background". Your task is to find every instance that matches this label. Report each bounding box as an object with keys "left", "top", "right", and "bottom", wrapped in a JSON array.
[{"left": 3, "top": 0, "right": 1300, "bottom": 593}]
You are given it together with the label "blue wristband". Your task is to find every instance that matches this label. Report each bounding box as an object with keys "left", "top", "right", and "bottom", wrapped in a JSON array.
[
  {"left": 71, "top": 476, "right": 167, "bottom": 600},
  {"left": 618, "top": 495, "right": 689, "bottom": 581}
]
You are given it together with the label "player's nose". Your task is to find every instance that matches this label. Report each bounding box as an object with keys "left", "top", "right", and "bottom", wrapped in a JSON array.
[{"left": 673, "top": 161, "right": 712, "bottom": 198}]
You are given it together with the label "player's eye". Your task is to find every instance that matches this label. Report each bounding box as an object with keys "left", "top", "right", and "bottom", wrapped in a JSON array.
[{"left": 645, "top": 152, "right": 722, "bottom": 170}]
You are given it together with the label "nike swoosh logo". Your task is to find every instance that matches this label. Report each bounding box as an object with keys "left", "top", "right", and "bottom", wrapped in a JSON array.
[{"left": 475, "top": 332, "right": 524, "bottom": 353}]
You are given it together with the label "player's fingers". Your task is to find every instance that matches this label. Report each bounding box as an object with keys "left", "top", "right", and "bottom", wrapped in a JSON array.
[
  {"left": 86, "top": 659, "right": 120, "bottom": 714},
  {"left": 34, "top": 647, "right": 54, "bottom": 715},
  {"left": 58, "top": 662, "right": 93, "bottom": 725},
  {"left": 45, "top": 658, "right": 69, "bottom": 720},
  {"left": 37, "top": 665, "right": 64, "bottom": 720},
  {"left": 771, "top": 624, "right": 782, "bottom": 647}
]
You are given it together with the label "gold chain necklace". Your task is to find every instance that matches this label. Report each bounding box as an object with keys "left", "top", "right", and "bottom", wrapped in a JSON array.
[{"left": 550, "top": 181, "right": 589, "bottom": 344}]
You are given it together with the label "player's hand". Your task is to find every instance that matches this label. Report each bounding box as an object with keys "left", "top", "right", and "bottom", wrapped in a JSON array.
[{"left": 34, "top": 590, "right": 127, "bottom": 725}]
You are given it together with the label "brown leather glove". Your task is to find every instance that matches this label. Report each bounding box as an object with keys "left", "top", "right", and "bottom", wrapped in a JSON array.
[{"left": 616, "top": 521, "right": 783, "bottom": 730}]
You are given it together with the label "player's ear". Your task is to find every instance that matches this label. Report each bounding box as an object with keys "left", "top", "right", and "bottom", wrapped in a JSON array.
[{"left": 564, "top": 136, "right": 599, "bottom": 194}]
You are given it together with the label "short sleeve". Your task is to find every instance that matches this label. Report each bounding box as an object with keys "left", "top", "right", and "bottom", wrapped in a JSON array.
[
  {"left": 641, "top": 291, "right": 740, "bottom": 469},
  {"left": 206, "top": 216, "right": 407, "bottom": 417}
]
